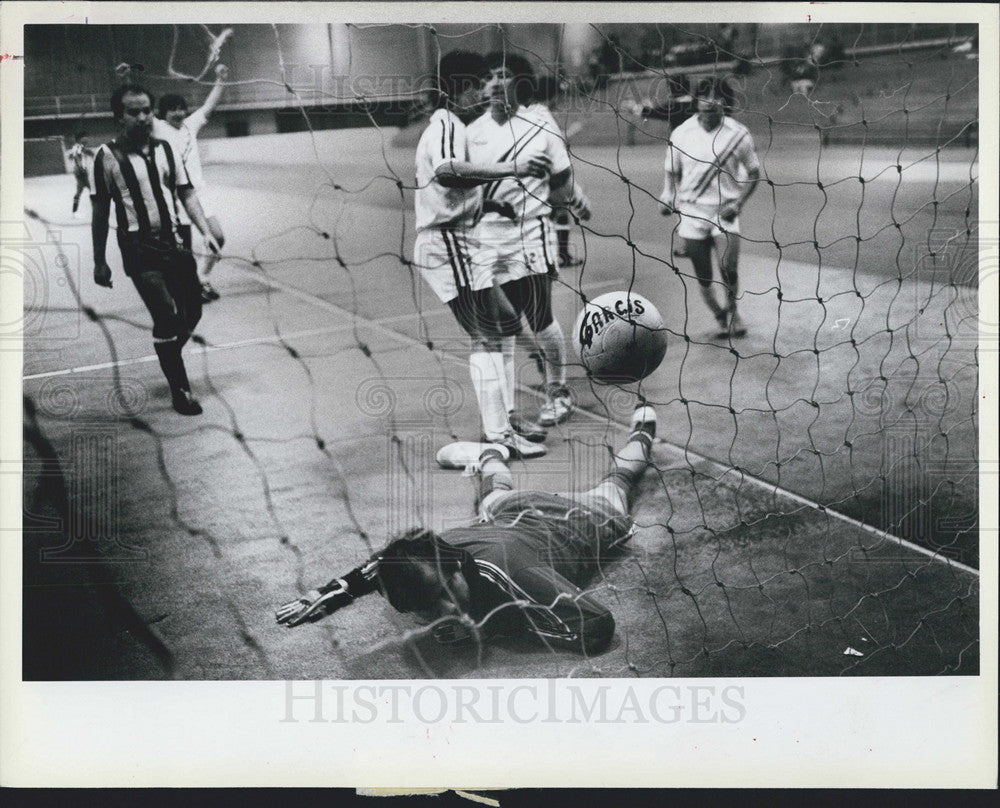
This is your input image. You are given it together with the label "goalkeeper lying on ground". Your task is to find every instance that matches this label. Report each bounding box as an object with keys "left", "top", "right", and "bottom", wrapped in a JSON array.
[{"left": 276, "top": 401, "right": 657, "bottom": 655}]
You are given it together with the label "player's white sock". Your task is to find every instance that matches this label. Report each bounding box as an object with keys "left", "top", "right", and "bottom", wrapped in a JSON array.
[
  {"left": 501, "top": 336, "right": 516, "bottom": 413},
  {"left": 534, "top": 321, "right": 567, "bottom": 389},
  {"left": 469, "top": 351, "right": 510, "bottom": 440}
]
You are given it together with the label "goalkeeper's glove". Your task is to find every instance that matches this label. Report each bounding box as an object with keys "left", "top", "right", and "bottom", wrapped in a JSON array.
[{"left": 275, "top": 583, "right": 352, "bottom": 627}]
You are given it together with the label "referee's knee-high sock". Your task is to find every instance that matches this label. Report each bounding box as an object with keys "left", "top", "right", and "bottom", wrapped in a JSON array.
[
  {"left": 469, "top": 350, "right": 510, "bottom": 440},
  {"left": 154, "top": 338, "right": 191, "bottom": 393},
  {"left": 534, "top": 321, "right": 567, "bottom": 390}
]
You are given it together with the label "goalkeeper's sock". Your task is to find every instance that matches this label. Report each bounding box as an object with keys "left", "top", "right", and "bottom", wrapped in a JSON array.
[{"left": 534, "top": 321, "right": 567, "bottom": 388}]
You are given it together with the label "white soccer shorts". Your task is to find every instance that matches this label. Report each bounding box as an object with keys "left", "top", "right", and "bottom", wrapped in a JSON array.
[
  {"left": 676, "top": 201, "right": 741, "bottom": 241},
  {"left": 413, "top": 227, "right": 492, "bottom": 303},
  {"left": 473, "top": 217, "right": 558, "bottom": 284}
]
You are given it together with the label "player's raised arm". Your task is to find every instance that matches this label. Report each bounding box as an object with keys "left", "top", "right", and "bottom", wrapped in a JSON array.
[{"left": 194, "top": 63, "right": 229, "bottom": 121}]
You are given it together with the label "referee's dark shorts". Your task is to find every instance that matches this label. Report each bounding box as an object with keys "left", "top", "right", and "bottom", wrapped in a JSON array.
[{"left": 118, "top": 233, "right": 202, "bottom": 342}]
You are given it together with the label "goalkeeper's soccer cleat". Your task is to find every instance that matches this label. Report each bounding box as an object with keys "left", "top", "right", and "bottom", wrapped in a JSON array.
[
  {"left": 275, "top": 588, "right": 346, "bottom": 627},
  {"left": 437, "top": 441, "right": 511, "bottom": 470},
  {"left": 631, "top": 400, "right": 657, "bottom": 438}
]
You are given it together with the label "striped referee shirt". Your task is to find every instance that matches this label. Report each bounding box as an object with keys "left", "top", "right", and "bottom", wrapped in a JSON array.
[
  {"left": 414, "top": 108, "right": 482, "bottom": 232},
  {"left": 89, "top": 137, "right": 190, "bottom": 242}
]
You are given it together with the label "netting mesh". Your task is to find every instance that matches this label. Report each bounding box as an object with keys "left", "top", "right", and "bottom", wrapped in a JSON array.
[{"left": 20, "top": 22, "right": 981, "bottom": 679}]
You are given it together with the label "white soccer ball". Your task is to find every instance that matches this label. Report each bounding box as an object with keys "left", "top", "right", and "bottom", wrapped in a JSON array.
[{"left": 573, "top": 291, "right": 667, "bottom": 384}]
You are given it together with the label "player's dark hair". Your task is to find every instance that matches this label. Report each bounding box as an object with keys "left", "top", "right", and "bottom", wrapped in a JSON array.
[
  {"left": 692, "top": 75, "right": 735, "bottom": 113},
  {"left": 484, "top": 51, "right": 536, "bottom": 106},
  {"left": 157, "top": 93, "right": 189, "bottom": 117},
  {"left": 111, "top": 83, "right": 153, "bottom": 121},
  {"left": 74, "top": 131, "right": 87, "bottom": 141},
  {"left": 376, "top": 528, "right": 477, "bottom": 615},
  {"left": 435, "top": 50, "right": 487, "bottom": 108}
]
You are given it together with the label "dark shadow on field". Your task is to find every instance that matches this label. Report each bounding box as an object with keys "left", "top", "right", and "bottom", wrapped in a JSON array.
[{"left": 22, "top": 397, "right": 173, "bottom": 680}]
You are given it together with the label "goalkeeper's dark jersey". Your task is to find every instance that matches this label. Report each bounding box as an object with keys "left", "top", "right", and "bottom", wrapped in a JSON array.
[{"left": 440, "top": 491, "right": 634, "bottom": 654}]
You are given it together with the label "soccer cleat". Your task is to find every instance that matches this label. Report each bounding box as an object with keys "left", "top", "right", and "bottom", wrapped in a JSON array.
[
  {"left": 727, "top": 312, "right": 747, "bottom": 338},
  {"left": 487, "top": 430, "right": 548, "bottom": 460},
  {"left": 509, "top": 411, "right": 547, "bottom": 443},
  {"left": 538, "top": 385, "right": 575, "bottom": 427},
  {"left": 437, "top": 441, "right": 510, "bottom": 470},
  {"left": 200, "top": 281, "right": 220, "bottom": 303},
  {"left": 714, "top": 310, "right": 730, "bottom": 336},
  {"left": 631, "top": 399, "right": 657, "bottom": 437},
  {"left": 171, "top": 389, "right": 203, "bottom": 416}
]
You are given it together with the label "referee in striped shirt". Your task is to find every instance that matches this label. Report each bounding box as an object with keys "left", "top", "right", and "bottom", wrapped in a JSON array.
[{"left": 90, "top": 83, "right": 219, "bottom": 415}]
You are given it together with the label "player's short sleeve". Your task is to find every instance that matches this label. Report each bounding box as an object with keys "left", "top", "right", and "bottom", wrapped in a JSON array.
[
  {"left": 185, "top": 108, "right": 208, "bottom": 137},
  {"left": 429, "top": 115, "right": 465, "bottom": 172},
  {"left": 152, "top": 117, "right": 175, "bottom": 143},
  {"left": 545, "top": 125, "right": 572, "bottom": 176},
  {"left": 735, "top": 128, "right": 760, "bottom": 172},
  {"left": 664, "top": 137, "right": 681, "bottom": 175},
  {"left": 161, "top": 140, "right": 191, "bottom": 188}
]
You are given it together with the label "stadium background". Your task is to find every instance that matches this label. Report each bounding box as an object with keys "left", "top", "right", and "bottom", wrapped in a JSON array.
[{"left": 19, "top": 22, "right": 982, "bottom": 679}]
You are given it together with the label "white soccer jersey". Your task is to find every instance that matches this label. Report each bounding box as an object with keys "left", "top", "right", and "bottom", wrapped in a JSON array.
[
  {"left": 526, "top": 102, "right": 562, "bottom": 139},
  {"left": 414, "top": 108, "right": 482, "bottom": 232},
  {"left": 154, "top": 109, "right": 208, "bottom": 187},
  {"left": 153, "top": 111, "right": 210, "bottom": 225},
  {"left": 467, "top": 106, "right": 572, "bottom": 224},
  {"left": 665, "top": 115, "right": 760, "bottom": 209}
]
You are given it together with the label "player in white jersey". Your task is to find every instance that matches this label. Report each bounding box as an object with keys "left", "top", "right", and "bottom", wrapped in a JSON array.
[
  {"left": 68, "top": 131, "right": 94, "bottom": 217},
  {"left": 468, "top": 53, "right": 578, "bottom": 428},
  {"left": 527, "top": 76, "right": 592, "bottom": 268},
  {"left": 415, "top": 51, "right": 551, "bottom": 459},
  {"left": 153, "top": 62, "right": 229, "bottom": 303},
  {"left": 659, "top": 77, "right": 760, "bottom": 338}
]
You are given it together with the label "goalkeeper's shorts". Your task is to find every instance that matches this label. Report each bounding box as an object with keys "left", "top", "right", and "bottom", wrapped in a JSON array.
[
  {"left": 413, "top": 226, "right": 491, "bottom": 303},
  {"left": 473, "top": 217, "right": 558, "bottom": 284},
  {"left": 676, "top": 201, "right": 741, "bottom": 240}
]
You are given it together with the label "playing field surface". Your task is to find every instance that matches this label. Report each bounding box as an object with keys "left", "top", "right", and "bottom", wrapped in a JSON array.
[{"left": 21, "top": 114, "right": 980, "bottom": 679}]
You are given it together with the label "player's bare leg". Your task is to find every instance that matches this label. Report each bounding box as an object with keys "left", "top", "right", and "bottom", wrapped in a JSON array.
[
  {"left": 715, "top": 230, "right": 745, "bottom": 337},
  {"left": 685, "top": 237, "right": 728, "bottom": 332}
]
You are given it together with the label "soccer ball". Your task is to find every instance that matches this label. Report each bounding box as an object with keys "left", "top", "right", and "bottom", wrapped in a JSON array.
[{"left": 573, "top": 291, "right": 667, "bottom": 384}]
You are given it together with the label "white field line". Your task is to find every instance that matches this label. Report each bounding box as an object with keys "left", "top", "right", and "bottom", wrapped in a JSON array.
[{"left": 23, "top": 259, "right": 979, "bottom": 577}]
